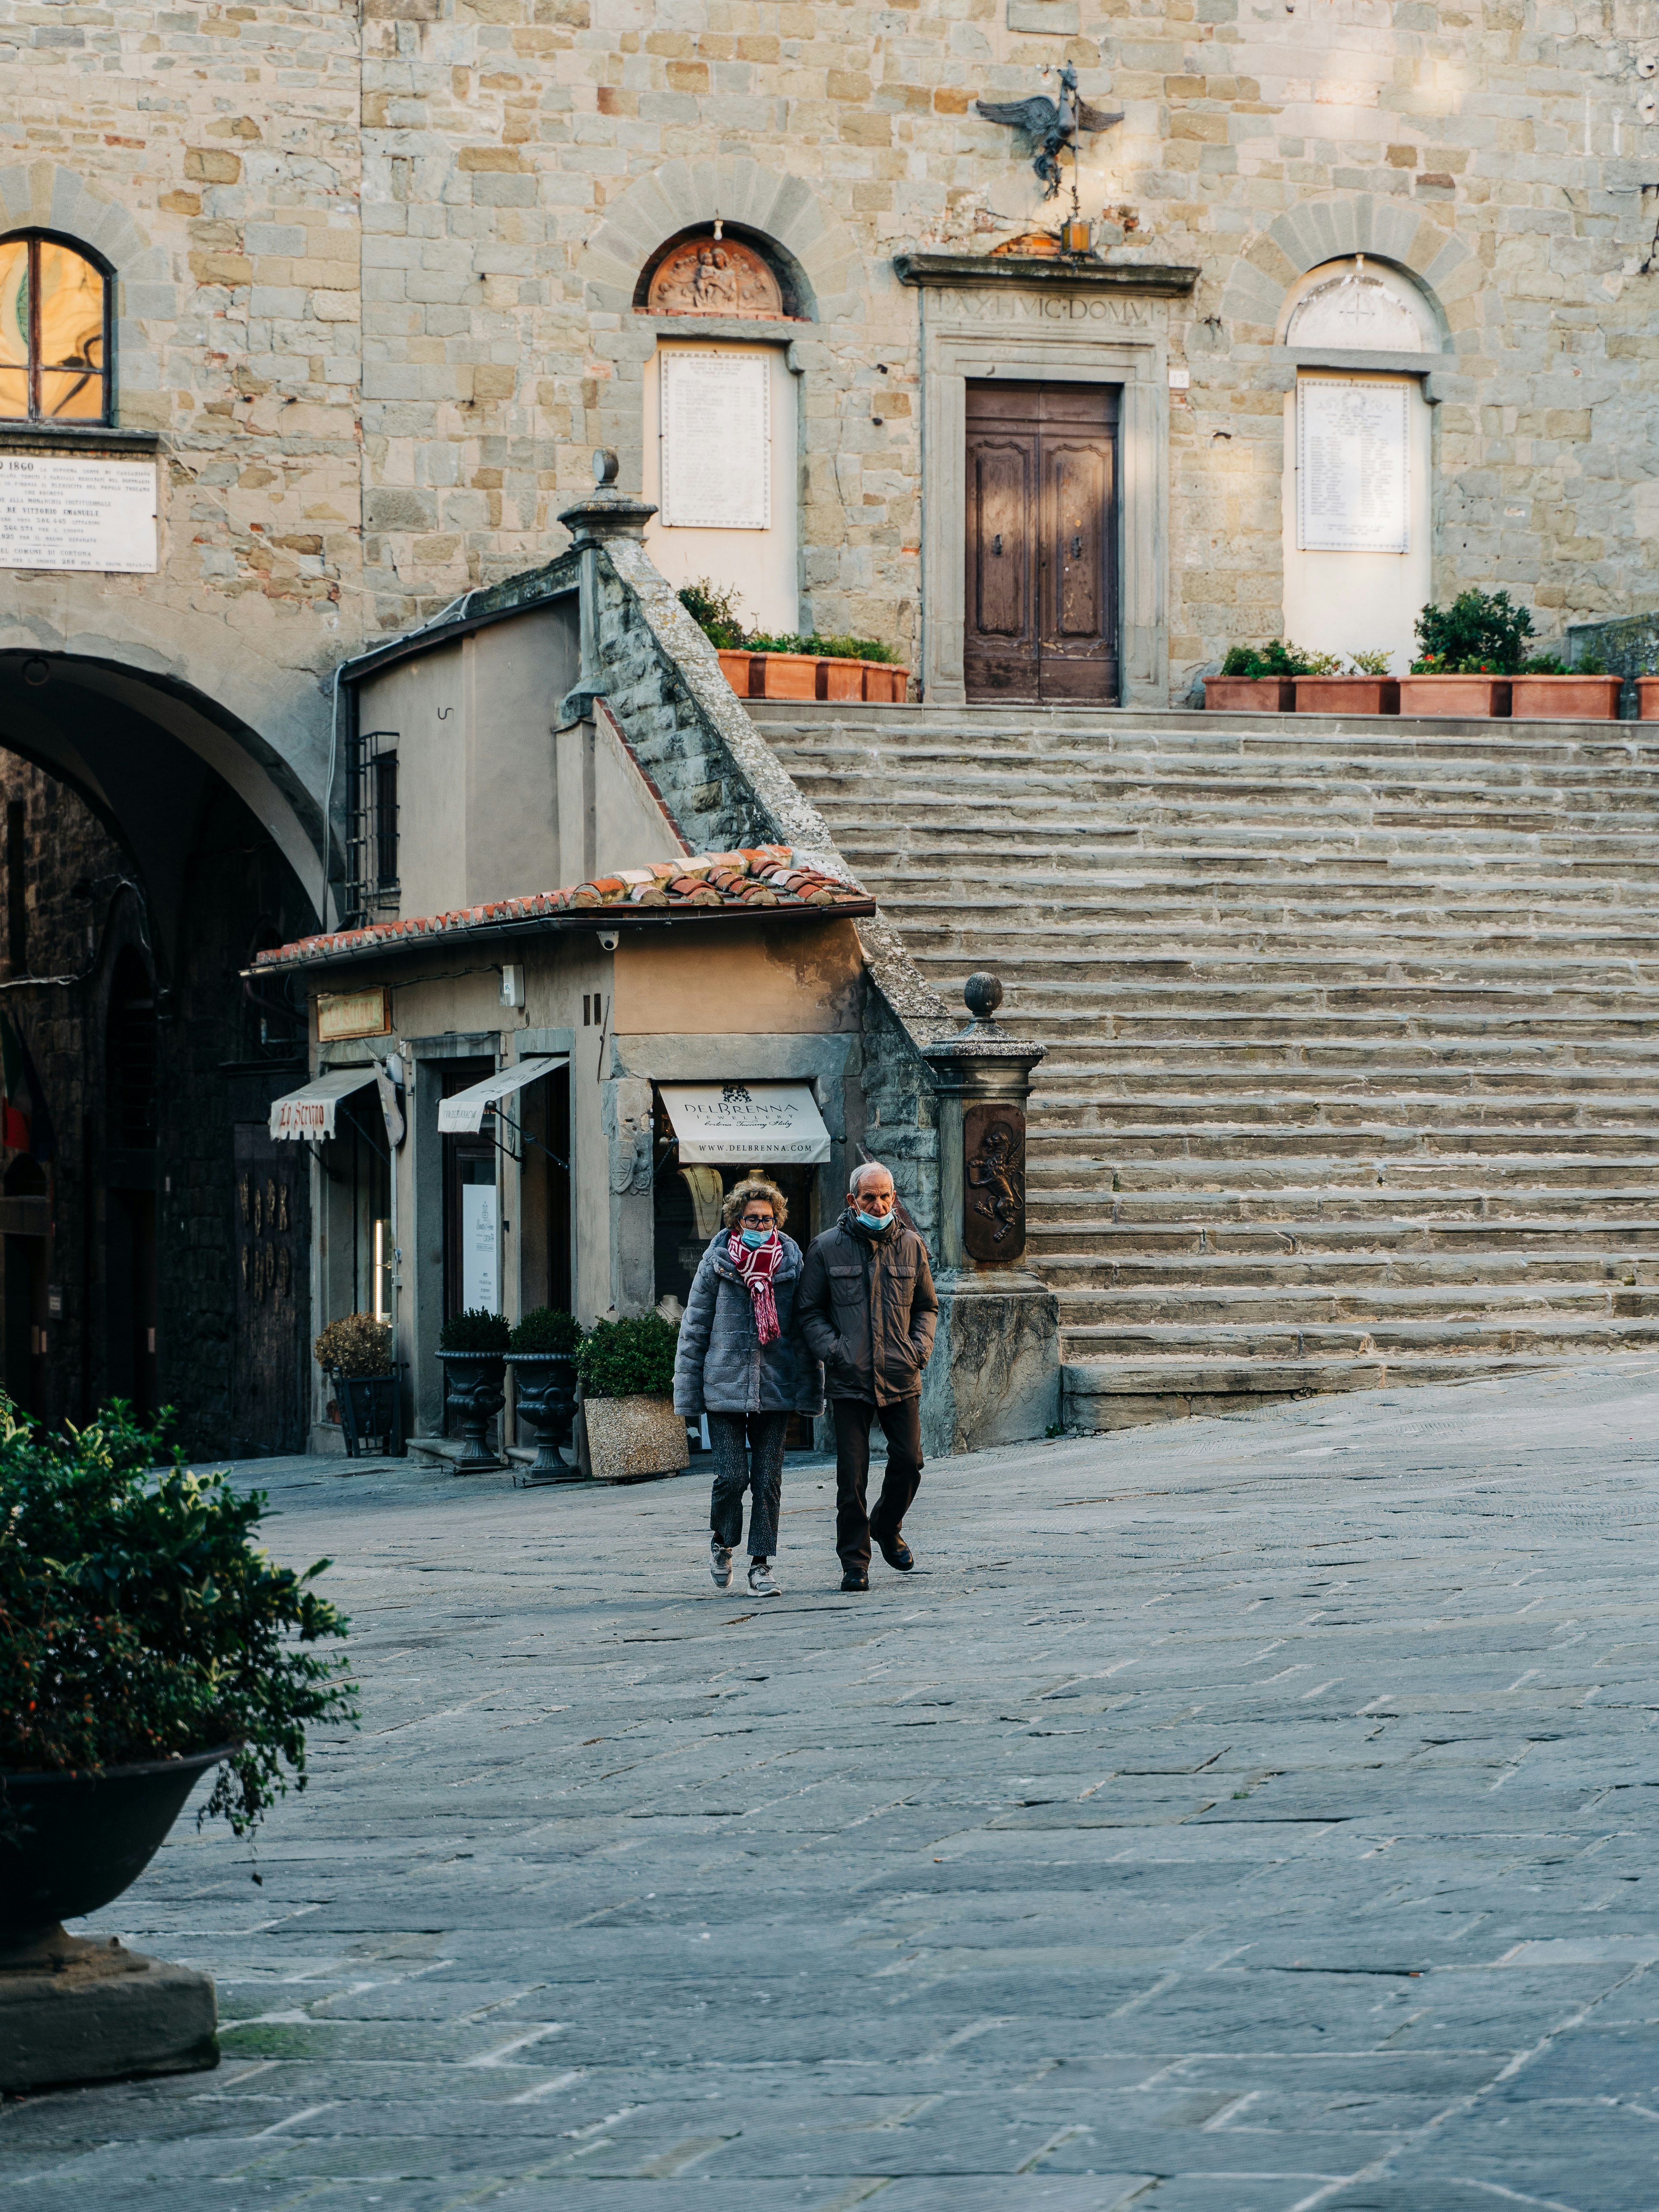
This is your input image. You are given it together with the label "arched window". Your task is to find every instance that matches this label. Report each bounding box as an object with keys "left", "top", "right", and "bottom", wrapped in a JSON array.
[{"left": 0, "top": 233, "right": 110, "bottom": 424}]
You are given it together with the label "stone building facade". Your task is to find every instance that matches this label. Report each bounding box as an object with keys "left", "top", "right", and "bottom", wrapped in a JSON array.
[{"left": 5, "top": 0, "right": 1659, "bottom": 1442}]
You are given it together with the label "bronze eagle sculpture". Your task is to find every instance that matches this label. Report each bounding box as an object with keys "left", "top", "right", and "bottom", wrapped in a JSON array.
[{"left": 974, "top": 64, "right": 1124, "bottom": 199}]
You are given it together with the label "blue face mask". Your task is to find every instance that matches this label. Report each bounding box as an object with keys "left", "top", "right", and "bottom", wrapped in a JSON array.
[
  {"left": 740, "top": 1226, "right": 773, "bottom": 1248},
  {"left": 856, "top": 1209, "right": 890, "bottom": 1233}
]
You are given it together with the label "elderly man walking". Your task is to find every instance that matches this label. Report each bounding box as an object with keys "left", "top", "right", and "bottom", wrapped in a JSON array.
[{"left": 796, "top": 1160, "right": 938, "bottom": 1592}]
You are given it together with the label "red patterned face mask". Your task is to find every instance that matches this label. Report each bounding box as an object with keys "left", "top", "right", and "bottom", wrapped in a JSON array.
[{"left": 728, "top": 1226, "right": 782, "bottom": 1344}]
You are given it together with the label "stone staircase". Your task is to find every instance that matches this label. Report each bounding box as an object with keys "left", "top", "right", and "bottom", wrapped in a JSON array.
[{"left": 750, "top": 701, "right": 1659, "bottom": 1427}]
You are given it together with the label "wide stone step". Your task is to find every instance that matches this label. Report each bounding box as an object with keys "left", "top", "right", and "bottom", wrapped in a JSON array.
[
  {"left": 1037, "top": 1247, "right": 1654, "bottom": 1287},
  {"left": 1058, "top": 1314, "right": 1659, "bottom": 1357},
  {"left": 1029, "top": 1218, "right": 1659, "bottom": 1255},
  {"left": 1027, "top": 1185, "right": 1659, "bottom": 1222},
  {"left": 1058, "top": 1351, "right": 1603, "bottom": 1413},
  {"left": 1056, "top": 1279, "right": 1659, "bottom": 1324}
]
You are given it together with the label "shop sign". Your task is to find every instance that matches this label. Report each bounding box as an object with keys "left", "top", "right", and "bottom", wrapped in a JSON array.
[
  {"left": 659, "top": 1081, "right": 831, "bottom": 1164},
  {"left": 317, "top": 987, "right": 391, "bottom": 1042}
]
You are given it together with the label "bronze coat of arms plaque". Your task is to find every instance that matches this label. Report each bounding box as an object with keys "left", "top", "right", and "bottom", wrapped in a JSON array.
[{"left": 963, "top": 1101, "right": 1026, "bottom": 1263}]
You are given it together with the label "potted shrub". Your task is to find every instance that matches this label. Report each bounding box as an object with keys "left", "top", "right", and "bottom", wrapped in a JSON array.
[
  {"left": 437, "top": 1307, "right": 510, "bottom": 1471},
  {"left": 1203, "top": 640, "right": 1310, "bottom": 711},
  {"left": 507, "top": 1306, "right": 583, "bottom": 1483},
  {"left": 1398, "top": 590, "right": 1532, "bottom": 716},
  {"left": 0, "top": 1402, "right": 354, "bottom": 2088},
  {"left": 1509, "top": 651, "right": 1624, "bottom": 721},
  {"left": 574, "top": 1313, "right": 690, "bottom": 1484},
  {"left": 314, "top": 1312, "right": 402, "bottom": 1459},
  {"left": 675, "top": 579, "right": 753, "bottom": 693},
  {"left": 677, "top": 585, "right": 911, "bottom": 705},
  {"left": 1291, "top": 649, "right": 1400, "bottom": 716}
]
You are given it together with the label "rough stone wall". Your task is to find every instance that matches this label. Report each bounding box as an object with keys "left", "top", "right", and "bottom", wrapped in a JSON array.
[{"left": 8, "top": 0, "right": 1659, "bottom": 704}]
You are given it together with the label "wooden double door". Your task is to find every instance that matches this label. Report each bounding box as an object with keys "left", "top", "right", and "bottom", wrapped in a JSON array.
[{"left": 964, "top": 379, "right": 1120, "bottom": 704}]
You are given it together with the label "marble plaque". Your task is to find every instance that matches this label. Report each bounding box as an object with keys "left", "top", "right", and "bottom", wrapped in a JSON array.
[
  {"left": 0, "top": 453, "right": 158, "bottom": 572},
  {"left": 659, "top": 352, "right": 770, "bottom": 530},
  {"left": 1297, "top": 379, "right": 1410, "bottom": 554}
]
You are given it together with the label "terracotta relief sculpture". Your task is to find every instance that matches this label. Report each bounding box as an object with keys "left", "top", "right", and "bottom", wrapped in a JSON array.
[{"left": 647, "top": 237, "right": 785, "bottom": 319}]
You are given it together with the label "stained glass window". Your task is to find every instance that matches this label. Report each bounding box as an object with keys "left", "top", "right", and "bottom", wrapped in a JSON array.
[{"left": 0, "top": 235, "right": 109, "bottom": 424}]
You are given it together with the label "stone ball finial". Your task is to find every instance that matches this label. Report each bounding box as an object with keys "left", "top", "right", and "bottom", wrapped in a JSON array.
[
  {"left": 964, "top": 971, "right": 1003, "bottom": 1021},
  {"left": 593, "top": 448, "right": 619, "bottom": 486}
]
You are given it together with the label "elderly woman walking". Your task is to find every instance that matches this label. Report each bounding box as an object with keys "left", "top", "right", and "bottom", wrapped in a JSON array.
[{"left": 673, "top": 1175, "right": 823, "bottom": 1596}]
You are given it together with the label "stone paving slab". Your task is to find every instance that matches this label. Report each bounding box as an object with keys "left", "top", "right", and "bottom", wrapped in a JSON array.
[{"left": 7, "top": 1362, "right": 1659, "bottom": 2209}]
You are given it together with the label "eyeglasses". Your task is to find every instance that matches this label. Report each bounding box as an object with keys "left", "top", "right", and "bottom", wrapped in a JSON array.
[{"left": 739, "top": 1211, "right": 774, "bottom": 1226}]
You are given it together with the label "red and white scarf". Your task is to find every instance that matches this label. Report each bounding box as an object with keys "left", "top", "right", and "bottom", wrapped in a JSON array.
[{"left": 728, "top": 1228, "right": 783, "bottom": 1346}]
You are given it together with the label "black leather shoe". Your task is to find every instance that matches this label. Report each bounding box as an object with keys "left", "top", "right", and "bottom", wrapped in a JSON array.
[
  {"left": 841, "top": 1568, "right": 868, "bottom": 1592},
  {"left": 874, "top": 1531, "right": 914, "bottom": 1572}
]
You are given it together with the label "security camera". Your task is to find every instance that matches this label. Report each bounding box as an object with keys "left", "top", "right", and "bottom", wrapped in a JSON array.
[{"left": 597, "top": 930, "right": 619, "bottom": 952}]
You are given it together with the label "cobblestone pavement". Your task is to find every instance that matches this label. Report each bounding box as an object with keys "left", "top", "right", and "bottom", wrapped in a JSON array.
[{"left": 8, "top": 1361, "right": 1659, "bottom": 2212}]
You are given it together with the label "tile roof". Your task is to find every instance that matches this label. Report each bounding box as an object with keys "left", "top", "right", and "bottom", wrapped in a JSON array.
[{"left": 253, "top": 847, "right": 873, "bottom": 972}]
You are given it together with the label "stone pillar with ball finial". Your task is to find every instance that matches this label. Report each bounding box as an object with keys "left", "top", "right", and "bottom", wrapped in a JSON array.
[{"left": 918, "top": 971, "right": 1060, "bottom": 1449}]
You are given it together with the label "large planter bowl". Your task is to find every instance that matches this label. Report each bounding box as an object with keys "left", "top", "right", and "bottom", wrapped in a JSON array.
[
  {"left": 437, "top": 1348, "right": 507, "bottom": 1471},
  {"left": 507, "top": 1351, "right": 579, "bottom": 1482},
  {"left": 1203, "top": 676, "right": 1292, "bottom": 712},
  {"left": 1292, "top": 675, "right": 1399, "bottom": 716},
  {"left": 331, "top": 1367, "right": 403, "bottom": 1459},
  {"left": 1, "top": 1745, "right": 233, "bottom": 1957},
  {"left": 1509, "top": 673, "right": 1624, "bottom": 721},
  {"left": 582, "top": 1393, "right": 691, "bottom": 1484},
  {"left": 1397, "top": 673, "right": 1511, "bottom": 718}
]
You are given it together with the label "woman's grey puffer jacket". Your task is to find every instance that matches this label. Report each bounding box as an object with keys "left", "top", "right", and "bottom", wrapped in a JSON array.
[{"left": 673, "top": 1231, "right": 824, "bottom": 1417}]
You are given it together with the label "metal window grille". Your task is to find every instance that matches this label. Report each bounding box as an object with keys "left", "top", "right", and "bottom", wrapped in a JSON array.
[{"left": 343, "top": 729, "right": 399, "bottom": 928}]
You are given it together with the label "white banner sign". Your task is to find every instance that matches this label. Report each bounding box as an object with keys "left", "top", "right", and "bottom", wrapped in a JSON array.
[
  {"left": 461, "top": 1184, "right": 499, "bottom": 1312},
  {"left": 660, "top": 352, "right": 770, "bottom": 530},
  {"left": 1297, "top": 380, "right": 1410, "bottom": 555},
  {"left": 0, "top": 453, "right": 158, "bottom": 572},
  {"left": 660, "top": 1081, "right": 830, "bottom": 1165}
]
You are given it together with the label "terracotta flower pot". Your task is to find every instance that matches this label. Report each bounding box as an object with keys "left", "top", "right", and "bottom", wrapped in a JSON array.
[
  {"left": 1396, "top": 673, "right": 1511, "bottom": 718},
  {"left": 1640, "top": 678, "right": 1659, "bottom": 721},
  {"left": 716, "top": 647, "right": 753, "bottom": 695},
  {"left": 751, "top": 652, "right": 819, "bottom": 700},
  {"left": 1508, "top": 673, "right": 1624, "bottom": 721},
  {"left": 1203, "top": 676, "right": 1293, "bottom": 712},
  {"left": 818, "top": 657, "right": 866, "bottom": 702},
  {"left": 873, "top": 665, "right": 910, "bottom": 702},
  {"left": 580, "top": 1393, "right": 691, "bottom": 1484},
  {"left": 1291, "top": 676, "right": 1400, "bottom": 716}
]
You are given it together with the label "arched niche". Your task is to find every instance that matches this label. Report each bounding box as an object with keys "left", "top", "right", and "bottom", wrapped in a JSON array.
[
  {"left": 1279, "top": 256, "right": 1442, "bottom": 354},
  {"left": 635, "top": 226, "right": 803, "bottom": 323}
]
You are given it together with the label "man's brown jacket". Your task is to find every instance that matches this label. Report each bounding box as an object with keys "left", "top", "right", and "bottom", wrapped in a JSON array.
[{"left": 796, "top": 1210, "right": 939, "bottom": 1405}]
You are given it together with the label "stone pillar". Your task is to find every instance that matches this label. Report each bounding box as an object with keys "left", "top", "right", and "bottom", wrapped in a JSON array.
[
  {"left": 557, "top": 449, "right": 657, "bottom": 729},
  {"left": 919, "top": 974, "right": 1059, "bottom": 1455},
  {"left": 601, "top": 1074, "right": 656, "bottom": 1316}
]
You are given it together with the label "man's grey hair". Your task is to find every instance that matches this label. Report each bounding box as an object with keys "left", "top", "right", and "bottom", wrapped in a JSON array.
[{"left": 848, "top": 1158, "right": 892, "bottom": 1195}]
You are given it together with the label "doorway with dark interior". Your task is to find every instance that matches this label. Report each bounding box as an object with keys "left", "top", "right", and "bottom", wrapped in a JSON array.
[{"left": 964, "top": 378, "right": 1120, "bottom": 705}]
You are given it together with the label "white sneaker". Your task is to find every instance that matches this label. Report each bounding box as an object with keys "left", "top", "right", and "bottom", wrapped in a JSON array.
[
  {"left": 748, "top": 1558, "right": 781, "bottom": 1596},
  {"left": 710, "top": 1536, "right": 733, "bottom": 1589}
]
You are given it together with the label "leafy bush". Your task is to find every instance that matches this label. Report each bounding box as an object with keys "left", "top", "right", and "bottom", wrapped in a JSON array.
[
  {"left": 313, "top": 1313, "right": 392, "bottom": 1377},
  {"left": 1219, "top": 639, "right": 1313, "bottom": 678},
  {"left": 1578, "top": 651, "right": 1608, "bottom": 676},
  {"left": 0, "top": 1402, "right": 355, "bottom": 1836},
  {"left": 1521, "top": 653, "right": 1568, "bottom": 675},
  {"left": 575, "top": 1313, "right": 679, "bottom": 1399},
  {"left": 1411, "top": 589, "right": 1533, "bottom": 674},
  {"left": 747, "top": 631, "right": 900, "bottom": 664},
  {"left": 509, "top": 1306, "right": 582, "bottom": 1357},
  {"left": 438, "top": 1308, "right": 510, "bottom": 1354},
  {"left": 1346, "top": 649, "right": 1393, "bottom": 676},
  {"left": 678, "top": 578, "right": 748, "bottom": 650}
]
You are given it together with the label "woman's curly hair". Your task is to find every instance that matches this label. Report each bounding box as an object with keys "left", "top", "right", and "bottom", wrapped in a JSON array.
[{"left": 720, "top": 1175, "right": 788, "bottom": 1231}]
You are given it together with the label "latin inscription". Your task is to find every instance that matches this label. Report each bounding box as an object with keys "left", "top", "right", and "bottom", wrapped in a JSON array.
[{"left": 938, "top": 289, "right": 1152, "bottom": 327}]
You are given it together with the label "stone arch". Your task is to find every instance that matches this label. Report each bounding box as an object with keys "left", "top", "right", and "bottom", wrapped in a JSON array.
[
  {"left": 1217, "top": 193, "right": 1487, "bottom": 352},
  {"left": 0, "top": 160, "right": 172, "bottom": 406},
  {"left": 579, "top": 157, "right": 862, "bottom": 328}
]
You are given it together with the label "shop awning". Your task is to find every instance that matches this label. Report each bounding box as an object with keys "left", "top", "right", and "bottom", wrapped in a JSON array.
[
  {"left": 659, "top": 1081, "right": 831, "bottom": 1165},
  {"left": 437, "top": 1055, "right": 569, "bottom": 1135},
  {"left": 268, "top": 1066, "right": 379, "bottom": 1142}
]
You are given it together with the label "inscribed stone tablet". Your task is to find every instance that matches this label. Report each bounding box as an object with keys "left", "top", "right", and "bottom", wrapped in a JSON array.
[
  {"left": 1297, "top": 380, "right": 1410, "bottom": 555},
  {"left": 0, "top": 454, "right": 158, "bottom": 572},
  {"left": 660, "top": 353, "right": 770, "bottom": 530}
]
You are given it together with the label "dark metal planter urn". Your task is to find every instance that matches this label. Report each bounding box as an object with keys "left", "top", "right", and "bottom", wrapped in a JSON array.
[
  {"left": 0, "top": 1745, "right": 230, "bottom": 2091},
  {"left": 437, "top": 1349, "right": 507, "bottom": 1470},
  {"left": 507, "top": 1352, "right": 580, "bottom": 1482}
]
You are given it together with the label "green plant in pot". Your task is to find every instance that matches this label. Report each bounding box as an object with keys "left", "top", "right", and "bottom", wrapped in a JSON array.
[
  {"left": 314, "top": 1312, "right": 401, "bottom": 1460},
  {"left": 437, "top": 1308, "right": 511, "bottom": 1472},
  {"left": 506, "top": 1307, "right": 583, "bottom": 1484},
  {"left": 573, "top": 1313, "right": 689, "bottom": 1484},
  {"left": 0, "top": 1400, "right": 355, "bottom": 2085},
  {"left": 1410, "top": 588, "right": 1533, "bottom": 674}
]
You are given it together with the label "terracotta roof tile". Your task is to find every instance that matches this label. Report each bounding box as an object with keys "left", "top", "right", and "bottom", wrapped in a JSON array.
[{"left": 253, "top": 847, "right": 870, "bottom": 972}]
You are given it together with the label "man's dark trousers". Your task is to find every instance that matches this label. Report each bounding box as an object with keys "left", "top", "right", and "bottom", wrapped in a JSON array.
[{"left": 833, "top": 1396, "right": 923, "bottom": 1574}]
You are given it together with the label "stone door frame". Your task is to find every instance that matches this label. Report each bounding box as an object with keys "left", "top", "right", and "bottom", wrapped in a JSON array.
[{"left": 918, "top": 292, "right": 1169, "bottom": 709}]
